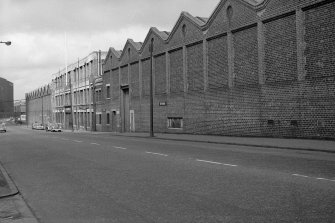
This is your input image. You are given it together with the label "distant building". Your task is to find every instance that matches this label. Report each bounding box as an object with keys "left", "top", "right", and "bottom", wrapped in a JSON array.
[
  {"left": 51, "top": 51, "right": 107, "bottom": 130},
  {"left": 14, "top": 99, "right": 26, "bottom": 123},
  {"left": 0, "top": 77, "right": 14, "bottom": 119},
  {"left": 26, "top": 85, "right": 52, "bottom": 127}
]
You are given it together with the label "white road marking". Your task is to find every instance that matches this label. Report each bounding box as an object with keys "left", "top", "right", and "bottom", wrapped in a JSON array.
[
  {"left": 145, "top": 152, "right": 168, "bottom": 157},
  {"left": 74, "top": 140, "right": 83, "bottom": 143},
  {"left": 113, "top": 146, "right": 127, "bottom": 150},
  {"left": 292, "top": 174, "right": 335, "bottom": 182},
  {"left": 222, "top": 163, "right": 238, "bottom": 167},
  {"left": 90, "top": 143, "right": 100, "bottom": 146},
  {"left": 316, "top": 178, "right": 335, "bottom": 182},
  {"left": 292, "top": 174, "right": 309, "bottom": 178},
  {"left": 60, "top": 138, "right": 69, "bottom": 141},
  {"left": 196, "top": 159, "right": 237, "bottom": 167},
  {"left": 196, "top": 159, "right": 222, "bottom": 165}
]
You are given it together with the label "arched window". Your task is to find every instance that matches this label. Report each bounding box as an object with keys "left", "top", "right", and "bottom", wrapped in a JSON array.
[
  {"left": 227, "top": 6, "right": 233, "bottom": 25},
  {"left": 128, "top": 48, "right": 131, "bottom": 61},
  {"left": 182, "top": 24, "right": 187, "bottom": 37}
]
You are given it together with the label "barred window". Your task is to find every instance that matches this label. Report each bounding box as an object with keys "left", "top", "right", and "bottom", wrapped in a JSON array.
[{"left": 167, "top": 117, "right": 183, "bottom": 129}]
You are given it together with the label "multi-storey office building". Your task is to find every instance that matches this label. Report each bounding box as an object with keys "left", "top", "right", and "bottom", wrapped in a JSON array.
[
  {"left": 51, "top": 51, "right": 107, "bottom": 130},
  {"left": 14, "top": 99, "right": 26, "bottom": 122},
  {"left": 0, "top": 77, "right": 14, "bottom": 119},
  {"left": 26, "top": 85, "right": 52, "bottom": 126},
  {"left": 99, "top": 0, "right": 335, "bottom": 139}
]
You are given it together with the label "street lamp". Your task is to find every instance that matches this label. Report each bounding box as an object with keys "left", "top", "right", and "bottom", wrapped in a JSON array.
[
  {"left": 149, "top": 38, "right": 154, "bottom": 137},
  {"left": 0, "top": 41, "right": 11, "bottom": 46}
]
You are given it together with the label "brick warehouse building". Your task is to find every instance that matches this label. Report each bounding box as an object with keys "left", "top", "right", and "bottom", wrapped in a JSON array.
[
  {"left": 98, "top": 0, "right": 335, "bottom": 139},
  {"left": 0, "top": 77, "right": 14, "bottom": 119},
  {"left": 26, "top": 85, "right": 52, "bottom": 127}
]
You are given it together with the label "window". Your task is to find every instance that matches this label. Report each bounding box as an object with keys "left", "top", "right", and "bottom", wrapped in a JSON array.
[
  {"left": 227, "top": 6, "right": 233, "bottom": 24},
  {"left": 106, "top": 85, "right": 111, "bottom": 98},
  {"left": 182, "top": 24, "right": 186, "bottom": 37},
  {"left": 267, "top": 120, "right": 274, "bottom": 125},
  {"left": 95, "top": 89, "right": 102, "bottom": 102},
  {"left": 107, "top": 113, "right": 110, "bottom": 124},
  {"left": 290, "top": 120, "right": 298, "bottom": 127},
  {"left": 168, "top": 117, "right": 183, "bottom": 129},
  {"left": 97, "top": 114, "right": 102, "bottom": 124}
]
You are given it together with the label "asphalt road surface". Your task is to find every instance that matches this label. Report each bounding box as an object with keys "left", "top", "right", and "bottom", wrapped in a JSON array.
[{"left": 0, "top": 126, "right": 334, "bottom": 223}]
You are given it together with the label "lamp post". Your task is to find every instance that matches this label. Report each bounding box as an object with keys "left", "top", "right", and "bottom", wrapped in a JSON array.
[
  {"left": 149, "top": 38, "right": 154, "bottom": 137},
  {"left": 0, "top": 41, "right": 11, "bottom": 46}
]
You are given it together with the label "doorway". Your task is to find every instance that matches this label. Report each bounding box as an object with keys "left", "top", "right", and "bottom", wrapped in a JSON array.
[{"left": 121, "top": 87, "right": 130, "bottom": 132}]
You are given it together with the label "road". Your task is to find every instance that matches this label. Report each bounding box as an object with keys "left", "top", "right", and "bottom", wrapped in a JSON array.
[{"left": 0, "top": 126, "right": 334, "bottom": 223}]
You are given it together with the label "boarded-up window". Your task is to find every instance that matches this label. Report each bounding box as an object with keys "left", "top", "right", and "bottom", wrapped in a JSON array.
[
  {"left": 154, "top": 54, "right": 166, "bottom": 95},
  {"left": 187, "top": 42, "right": 204, "bottom": 91},
  {"left": 141, "top": 59, "right": 150, "bottom": 96},
  {"left": 111, "top": 69, "right": 119, "bottom": 99},
  {"left": 264, "top": 15, "right": 297, "bottom": 83},
  {"left": 130, "top": 62, "right": 140, "bottom": 97},
  {"left": 169, "top": 49, "right": 184, "bottom": 93},
  {"left": 208, "top": 36, "right": 228, "bottom": 89},
  {"left": 234, "top": 27, "right": 258, "bottom": 86}
]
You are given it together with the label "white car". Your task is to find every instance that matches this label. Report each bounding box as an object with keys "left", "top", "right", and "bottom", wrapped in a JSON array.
[
  {"left": 32, "top": 123, "right": 44, "bottom": 130},
  {"left": 0, "top": 123, "right": 6, "bottom": 133},
  {"left": 51, "top": 127, "right": 62, "bottom": 132}
]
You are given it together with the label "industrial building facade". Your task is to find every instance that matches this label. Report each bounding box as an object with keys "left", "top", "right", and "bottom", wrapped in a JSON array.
[
  {"left": 99, "top": 0, "right": 335, "bottom": 139},
  {"left": 51, "top": 51, "right": 106, "bottom": 131},
  {"left": 26, "top": 0, "right": 335, "bottom": 139},
  {"left": 0, "top": 77, "right": 14, "bottom": 119},
  {"left": 25, "top": 85, "right": 52, "bottom": 126}
]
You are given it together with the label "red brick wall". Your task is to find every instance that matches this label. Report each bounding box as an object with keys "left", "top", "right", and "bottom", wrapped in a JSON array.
[
  {"left": 169, "top": 49, "right": 184, "bottom": 93},
  {"left": 187, "top": 42, "right": 204, "bottom": 92},
  {"left": 233, "top": 26, "right": 258, "bottom": 86},
  {"left": 208, "top": 36, "right": 228, "bottom": 89},
  {"left": 141, "top": 59, "right": 151, "bottom": 96},
  {"left": 154, "top": 54, "right": 166, "bottom": 95},
  {"left": 111, "top": 69, "right": 119, "bottom": 99},
  {"left": 305, "top": 2, "right": 335, "bottom": 79},
  {"left": 264, "top": 14, "right": 297, "bottom": 83},
  {"left": 130, "top": 62, "right": 140, "bottom": 97},
  {"left": 120, "top": 66, "right": 128, "bottom": 86}
]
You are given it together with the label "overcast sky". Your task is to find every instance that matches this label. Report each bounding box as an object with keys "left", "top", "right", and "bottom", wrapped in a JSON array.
[{"left": 0, "top": 0, "right": 219, "bottom": 100}]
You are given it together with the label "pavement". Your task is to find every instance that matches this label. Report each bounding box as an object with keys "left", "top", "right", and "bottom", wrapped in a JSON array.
[
  {"left": 0, "top": 162, "right": 39, "bottom": 223},
  {"left": 73, "top": 130, "right": 335, "bottom": 153}
]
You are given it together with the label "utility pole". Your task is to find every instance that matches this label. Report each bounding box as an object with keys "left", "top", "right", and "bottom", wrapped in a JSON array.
[
  {"left": 84, "top": 60, "right": 87, "bottom": 131},
  {"left": 77, "top": 58, "right": 80, "bottom": 130},
  {"left": 149, "top": 38, "right": 154, "bottom": 137},
  {"left": 41, "top": 95, "right": 44, "bottom": 126}
]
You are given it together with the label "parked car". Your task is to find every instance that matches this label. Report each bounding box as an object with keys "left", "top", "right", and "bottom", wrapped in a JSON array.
[
  {"left": 51, "top": 127, "right": 62, "bottom": 132},
  {"left": 32, "top": 123, "right": 44, "bottom": 130},
  {"left": 0, "top": 123, "right": 6, "bottom": 133}
]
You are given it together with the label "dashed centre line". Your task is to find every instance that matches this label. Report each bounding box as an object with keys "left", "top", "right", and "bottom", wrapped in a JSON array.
[
  {"left": 292, "top": 174, "right": 335, "bottom": 182},
  {"left": 292, "top": 174, "right": 309, "bottom": 178},
  {"left": 113, "top": 146, "right": 127, "bottom": 150},
  {"left": 196, "top": 159, "right": 237, "bottom": 167},
  {"left": 90, "top": 143, "right": 100, "bottom": 146},
  {"left": 74, "top": 140, "right": 83, "bottom": 143},
  {"left": 316, "top": 178, "right": 335, "bottom": 182},
  {"left": 145, "top": 152, "right": 168, "bottom": 157}
]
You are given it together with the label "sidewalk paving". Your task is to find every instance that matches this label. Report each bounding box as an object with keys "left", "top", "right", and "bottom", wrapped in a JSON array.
[
  {"left": 69, "top": 130, "right": 335, "bottom": 153},
  {"left": 0, "top": 163, "right": 39, "bottom": 223}
]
